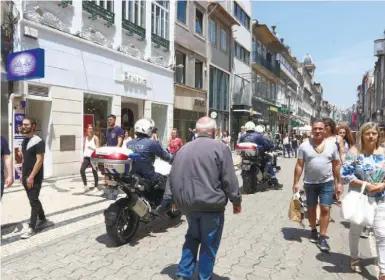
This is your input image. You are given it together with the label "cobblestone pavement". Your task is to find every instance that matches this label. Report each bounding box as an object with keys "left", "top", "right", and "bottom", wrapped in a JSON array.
[{"left": 2, "top": 158, "right": 379, "bottom": 280}]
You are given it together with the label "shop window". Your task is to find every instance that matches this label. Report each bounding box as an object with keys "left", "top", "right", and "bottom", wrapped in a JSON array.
[
  {"left": 175, "top": 51, "right": 186, "bottom": 84},
  {"left": 83, "top": 94, "right": 111, "bottom": 146},
  {"left": 195, "top": 60, "right": 203, "bottom": 89},
  {"left": 195, "top": 8, "right": 203, "bottom": 34}
]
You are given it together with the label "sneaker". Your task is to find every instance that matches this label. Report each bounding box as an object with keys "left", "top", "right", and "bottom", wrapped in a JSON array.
[
  {"left": 310, "top": 229, "right": 319, "bottom": 243},
  {"left": 317, "top": 237, "right": 330, "bottom": 252},
  {"left": 21, "top": 227, "right": 35, "bottom": 239},
  {"left": 36, "top": 219, "right": 48, "bottom": 229},
  {"left": 83, "top": 185, "right": 89, "bottom": 192},
  {"left": 272, "top": 183, "right": 283, "bottom": 189}
]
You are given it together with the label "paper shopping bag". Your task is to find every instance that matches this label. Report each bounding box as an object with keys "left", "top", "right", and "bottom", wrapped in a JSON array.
[{"left": 288, "top": 199, "right": 302, "bottom": 223}]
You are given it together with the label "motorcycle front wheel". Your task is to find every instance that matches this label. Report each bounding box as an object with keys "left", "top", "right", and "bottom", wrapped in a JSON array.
[{"left": 105, "top": 199, "right": 140, "bottom": 245}]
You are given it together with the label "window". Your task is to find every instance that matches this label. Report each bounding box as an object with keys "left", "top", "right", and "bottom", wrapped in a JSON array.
[
  {"left": 233, "top": 2, "right": 250, "bottom": 29},
  {"left": 220, "top": 29, "right": 227, "bottom": 52},
  {"left": 195, "top": 8, "right": 203, "bottom": 34},
  {"left": 209, "top": 19, "right": 216, "bottom": 45},
  {"left": 234, "top": 41, "right": 250, "bottom": 64},
  {"left": 209, "top": 66, "right": 230, "bottom": 111},
  {"left": 122, "top": 0, "right": 145, "bottom": 27},
  {"left": 195, "top": 60, "right": 203, "bottom": 89},
  {"left": 233, "top": 75, "right": 251, "bottom": 105},
  {"left": 177, "top": 0, "right": 187, "bottom": 24},
  {"left": 152, "top": 1, "right": 169, "bottom": 39},
  {"left": 175, "top": 51, "right": 186, "bottom": 84}
]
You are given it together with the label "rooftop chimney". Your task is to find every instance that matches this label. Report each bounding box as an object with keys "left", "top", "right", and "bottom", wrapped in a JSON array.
[
  {"left": 271, "top": 25, "right": 276, "bottom": 34},
  {"left": 280, "top": 38, "right": 284, "bottom": 44}
]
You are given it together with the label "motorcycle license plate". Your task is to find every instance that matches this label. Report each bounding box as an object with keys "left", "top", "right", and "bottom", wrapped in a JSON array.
[{"left": 242, "top": 164, "right": 251, "bottom": 171}]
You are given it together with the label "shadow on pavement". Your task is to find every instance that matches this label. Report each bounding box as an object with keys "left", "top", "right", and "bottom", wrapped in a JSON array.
[
  {"left": 1, "top": 223, "right": 24, "bottom": 236},
  {"left": 340, "top": 221, "right": 350, "bottom": 229},
  {"left": 316, "top": 252, "right": 377, "bottom": 280},
  {"left": 281, "top": 227, "right": 311, "bottom": 243},
  {"left": 161, "top": 264, "right": 230, "bottom": 280},
  {"left": 95, "top": 215, "right": 185, "bottom": 248}
]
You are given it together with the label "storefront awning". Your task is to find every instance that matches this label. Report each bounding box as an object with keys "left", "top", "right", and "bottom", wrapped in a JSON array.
[{"left": 233, "top": 109, "right": 262, "bottom": 116}]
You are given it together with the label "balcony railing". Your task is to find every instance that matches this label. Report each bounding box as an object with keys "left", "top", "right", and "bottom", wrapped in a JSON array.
[
  {"left": 58, "top": 1, "right": 72, "bottom": 8},
  {"left": 252, "top": 52, "right": 280, "bottom": 78},
  {"left": 151, "top": 33, "right": 170, "bottom": 50},
  {"left": 122, "top": 19, "right": 145, "bottom": 40},
  {"left": 82, "top": 1, "right": 115, "bottom": 27}
]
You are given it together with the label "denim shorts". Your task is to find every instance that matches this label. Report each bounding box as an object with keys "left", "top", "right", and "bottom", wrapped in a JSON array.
[{"left": 304, "top": 181, "right": 334, "bottom": 207}]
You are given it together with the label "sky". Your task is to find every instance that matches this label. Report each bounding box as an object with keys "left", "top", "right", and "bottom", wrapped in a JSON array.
[{"left": 251, "top": 1, "right": 385, "bottom": 107}]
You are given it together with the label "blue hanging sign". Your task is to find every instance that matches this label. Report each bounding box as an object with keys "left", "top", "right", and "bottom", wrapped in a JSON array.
[{"left": 7, "top": 48, "right": 45, "bottom": 81}]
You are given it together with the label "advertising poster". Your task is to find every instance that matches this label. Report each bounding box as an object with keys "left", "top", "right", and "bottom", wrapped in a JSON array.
[
  {"left": 83, "top": 114, "right": 94, "bottom": 137},
  {"left": 13, "top": 113, "right": 25, "bottom": 180}
]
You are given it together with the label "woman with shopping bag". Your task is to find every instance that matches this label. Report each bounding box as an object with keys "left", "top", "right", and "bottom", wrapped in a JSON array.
[{"left": 341, "top": 122, "right": 385, "bottom": 278}]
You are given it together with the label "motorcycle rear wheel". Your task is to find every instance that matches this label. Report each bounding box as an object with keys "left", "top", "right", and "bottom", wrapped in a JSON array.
[{"left": 106, "top": 200, "right": 140, "bottom": 245}]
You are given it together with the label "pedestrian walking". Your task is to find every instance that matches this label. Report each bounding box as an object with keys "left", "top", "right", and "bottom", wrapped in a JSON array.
[
  {"left": 151, "top": 127, "right": 159, "bottom": 143},
  {"left": 80, "top": 124, "right": 100, "bottom": 191},
  {"left": 215, "top": 127, "right": 222, "bottom": 141},
  {"left": 187, "top": 128, "right": 195, "bottom": 142},
  {"left": 123, "top": 130, "right": 133, "bottom": 146},
  {"left": 237, "top": 126, "right": 246, "bottom": 144},
  {"left": 283, "top": 133, "right": 291, "bottom": 158},
  {"left": 164, "top": 117, "right": 242, "bottom": 280},
  {"left": 20, "top": 117, "right": 47, "bottom": 239},
  {"left": 341, "top": 122, "right": 385, "bottom": 278},
  {"left": 168, "top": 129, "right": 183, "bottom": 155},
  {"left": 222, "top": 130, "right": 231, "bottom": 149},
  {"left": 105, "top": 114, "right": 124, "bottom": 199},
  {"left": 293, "top": 119, "right": 342, "bottom": 252},
  {"left": 291, "top": 134, "right": 299, "bottom": 157},
  {"left": 1, "top": 136, "right": 13, "bottom": 199}
]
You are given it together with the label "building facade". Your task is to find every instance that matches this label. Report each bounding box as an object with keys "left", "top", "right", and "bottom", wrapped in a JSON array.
[
  {"left": 298, "top": 54, "right": 316, "bottom": 125},
  {"left": 10, "top": 0, "right": 176, "bottom": 177},
  {"left": 251, "top": 21, "right": 284, "bottom": 134},
  {"left": 173, "top": 1, "right": 208, "bottom": 142},
  {"left": 229, "top": 0, "right": 252, "bottom": 135},
  {"left": 207, "top": 2, "right": 238, "bottom": 134}
]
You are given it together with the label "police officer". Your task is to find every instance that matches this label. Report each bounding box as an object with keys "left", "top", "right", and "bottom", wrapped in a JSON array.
[
  {"left": 126, "top": 118, "right": 173, "bottom": 217},
  {"left": 240, "top": 121, "right": 283, "bottom": 189}
]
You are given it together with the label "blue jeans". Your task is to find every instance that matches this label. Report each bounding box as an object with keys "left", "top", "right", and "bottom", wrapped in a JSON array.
[
  {"left": 176, "top": 211, "right": 225, "bottom": 280},
  {"left": 304, "top": 181, "right": 334, "bottom": 207}
]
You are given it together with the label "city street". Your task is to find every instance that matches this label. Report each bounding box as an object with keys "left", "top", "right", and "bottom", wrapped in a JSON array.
[{"left": 1, "top": 158, "right": 379, "bottom": 280}]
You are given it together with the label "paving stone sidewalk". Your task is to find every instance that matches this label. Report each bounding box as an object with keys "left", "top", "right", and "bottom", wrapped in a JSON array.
[{"left": 2, "top": 158, "right": 378, "bottom": 280}]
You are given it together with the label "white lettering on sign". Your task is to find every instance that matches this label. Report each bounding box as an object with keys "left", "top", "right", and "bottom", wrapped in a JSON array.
[
  {"left": 123, "top": 72, "right": 147, "bottom": 86},
  {"left": 10, "top": 53, "right": 36, "bottom": 77}
]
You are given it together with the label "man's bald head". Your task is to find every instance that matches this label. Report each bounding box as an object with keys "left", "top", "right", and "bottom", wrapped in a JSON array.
[{"left": 195, "top": 117, "right": 217, "bottom": 138}]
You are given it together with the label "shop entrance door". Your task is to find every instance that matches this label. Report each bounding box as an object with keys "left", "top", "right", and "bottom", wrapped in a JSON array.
[{"left": 26, "top": 99, "right": 53, "bottom": 178}]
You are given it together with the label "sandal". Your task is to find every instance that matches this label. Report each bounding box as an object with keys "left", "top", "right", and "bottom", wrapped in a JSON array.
[{"left": 350, "top": 258, "right": 361, "bottom": 273}]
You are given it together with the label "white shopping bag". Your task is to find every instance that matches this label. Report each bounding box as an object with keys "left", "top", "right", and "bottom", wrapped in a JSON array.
[
  {"left": 341, "top": 183, "right": 376, "bottom": 227},
  {"left": 154, "top": 158, "right": 172, "bottom": 176}
]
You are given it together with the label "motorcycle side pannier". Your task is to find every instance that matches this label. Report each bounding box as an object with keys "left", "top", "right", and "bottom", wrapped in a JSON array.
[
  {"left": 90, "top": 147, "right": 138, "bottom": 176},
  {"left": 235, "top": 143, "right": 259, "bottom": 157}
]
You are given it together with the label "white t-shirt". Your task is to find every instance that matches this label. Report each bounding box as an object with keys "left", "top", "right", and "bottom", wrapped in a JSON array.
[
  {"left": 123, "top": 137, "right": 132, "bottom": 147},
  {"left": 84, "top": 136, "right": 96, "bottom": 157}
]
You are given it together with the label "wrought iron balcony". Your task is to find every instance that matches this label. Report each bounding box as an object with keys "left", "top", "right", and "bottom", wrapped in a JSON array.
[
  {"left": 82, "top": 1, "right": 114, "bottom": 27},
  {"left": 252, "top": 52, "right": 280, "bottom": 78},
  {"left": 151, "top": 33, "right": 169, "bottom": 50},
  {"left": 122, "top": 19, "right": 145, "bottom": 40},
  {"left": 58, "top": 1, "right": 72, "bottom": 8}
]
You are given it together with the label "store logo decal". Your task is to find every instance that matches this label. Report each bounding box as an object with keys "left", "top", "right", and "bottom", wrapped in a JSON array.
[{"left": 9, "top": 53, "right": 36, "bottom": 77}]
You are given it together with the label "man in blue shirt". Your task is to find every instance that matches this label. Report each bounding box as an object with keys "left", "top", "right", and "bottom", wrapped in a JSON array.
[
  {"left": 104, "top": 114, "right": 124, "bottom": 199},
  {"left": 240, "top": 122, "right": 283, "bottom": 189},
  {"left": 1, "top": 136, "right": 13, "bottom": 199}
]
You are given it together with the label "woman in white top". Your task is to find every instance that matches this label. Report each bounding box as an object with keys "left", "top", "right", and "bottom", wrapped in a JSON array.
[
  {"left": 122, "top": 130, "right": 133, "bottom": 147},
  {"left": 222, "top": 130, "right": 231, "bottom": 149},
  {"left": 80, "top": 125, "right": 100, "bottom": 191}
]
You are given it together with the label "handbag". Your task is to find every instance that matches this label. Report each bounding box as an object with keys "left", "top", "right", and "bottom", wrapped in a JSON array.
[{"left": 341, "top": 182, "right": 376, "bottom": 226}]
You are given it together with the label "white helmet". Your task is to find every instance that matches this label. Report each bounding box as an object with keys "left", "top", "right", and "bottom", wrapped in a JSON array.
[
  {"left": 255, "top": 125, "right": 265, "bottom": 134},
  {"left": 245, "top": 121, "right": 256, "bottom": 132},
  {"left": 134, "top": 118, "right": 155, "bottom": 137}
]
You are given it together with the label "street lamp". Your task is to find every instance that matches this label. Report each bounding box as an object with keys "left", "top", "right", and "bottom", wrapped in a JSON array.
[{"left": 287, "top": 90, "right": 292, "bottom": 136}]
